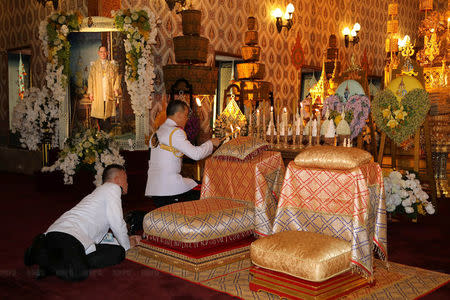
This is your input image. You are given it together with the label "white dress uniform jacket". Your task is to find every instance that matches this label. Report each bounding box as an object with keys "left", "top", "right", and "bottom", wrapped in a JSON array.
[
  {"left": 46, "top": 182, "right": 130, "bottom": 254},
  {"left": 145, "top": 118, "right": 213, "bottom": 196}
]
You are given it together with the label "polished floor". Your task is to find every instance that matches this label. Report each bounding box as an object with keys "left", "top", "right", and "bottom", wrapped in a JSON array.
[{"left": 0, "top": 171, "right": 448, "bottom": 299}]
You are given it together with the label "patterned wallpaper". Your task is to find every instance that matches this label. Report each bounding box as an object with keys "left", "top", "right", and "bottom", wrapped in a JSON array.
[
  {"left": 0, "top": 0, "right": 442, "bottom": 143},
  {"left": 121, "top": 0, "right": 424, "bottom": 113}
]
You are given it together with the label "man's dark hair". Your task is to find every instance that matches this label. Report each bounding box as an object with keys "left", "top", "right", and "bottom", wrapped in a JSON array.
[
  {"left": 102, "top": 164, "right": 126, "bottom": 184},
  {"left": 98, "top": 45, "right": 107, "bottom": 50},
  {"left": 166, "top": 100, "right": 188, "bottom": 117}
]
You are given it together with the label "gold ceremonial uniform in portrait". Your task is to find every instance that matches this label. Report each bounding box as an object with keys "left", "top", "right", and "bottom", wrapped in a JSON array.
[{"left": 87, "top": 59, "right": 120, "bottom": 120}]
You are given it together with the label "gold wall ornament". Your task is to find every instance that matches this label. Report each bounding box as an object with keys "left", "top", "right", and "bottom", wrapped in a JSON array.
[
  {"left": 423, "top": 33, "right": 441, "bottom": 63},
  {"left": 387, "top": 20, "right": 399, "bottom": 34},
  {"left": 423, "top": 63, "right": 450, "bottom": 89},
  {"left": 309, "top": 53, "right": 329, "bottom": 106},
  {"left": 327, "top": 58, "right": 338, "bottom": 96},
  {"left": 388, "top": 3, "right": 398, "bottom": 16},
  {"left": 419, "top": 0, "right": 433, "bottom": 11},
  {"left": 401, "top": 39, "right": 415, "bottom": 58},
  {"left": 400, "top": 39, "right": 418, "bottom": 76}
]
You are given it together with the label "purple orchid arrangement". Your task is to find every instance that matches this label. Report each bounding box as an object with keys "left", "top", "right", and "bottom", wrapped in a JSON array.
[
  {"left": 322, "top": 95, "right": 344, "bottom": 117},
  {"left": 322, "top": 94, "right": 371, "bottom": 139},
  {"left": 185, "top": 113, "right": 200, "bottom": 144},
  {"left": 344, "top": 95, "right": 370, "bottom": 139}
]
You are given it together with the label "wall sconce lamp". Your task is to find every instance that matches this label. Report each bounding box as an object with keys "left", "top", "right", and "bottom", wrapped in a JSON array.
[
  {"left": 36, "top": 0, "right": 59, "bottom": 10},
  {"left": 273, "top": 3, "right": 295, "bottom": 33},
  {"left": 342, "top": 23, "right": 360, "bottom": 47}
]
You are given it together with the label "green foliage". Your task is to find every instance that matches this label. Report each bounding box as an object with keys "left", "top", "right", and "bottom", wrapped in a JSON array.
[
  {"left": 45, "top": 12, "right": 82, "bottom": 83},
  {"left": 373, "top": 88, "right": 430, "bottom": 145}
]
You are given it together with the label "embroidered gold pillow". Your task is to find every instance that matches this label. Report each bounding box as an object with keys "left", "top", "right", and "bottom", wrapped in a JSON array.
[
  {"left": 250, "top": 231, "right": 351, "bottom": 282},
  {"left": 294, "top": 146, "right": 373, "bottom": 170},
  {"left": 212, "top": 136, "right": 269, "bottom": 161}
]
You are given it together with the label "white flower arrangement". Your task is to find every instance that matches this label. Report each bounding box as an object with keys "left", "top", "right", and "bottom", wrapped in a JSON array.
[
  {"left": 43, "top": 129, "right": 125, "bottom": 186},
  {"left": 11, "top": 87, "right": 59, "bottom": 150},
  {"left": 112, "top": 7, "right": 157, "bottom": 116},
  {"left": 384, "top": 170, "right": 435, "bottom": 218},
  {"left": 12, "top": 11, "right": 83, "bottom": 151}
]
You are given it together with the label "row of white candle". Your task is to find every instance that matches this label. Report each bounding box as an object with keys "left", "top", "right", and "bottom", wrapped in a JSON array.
[{"left": 254, "top": 103, "right": 323, "bottom": 138}]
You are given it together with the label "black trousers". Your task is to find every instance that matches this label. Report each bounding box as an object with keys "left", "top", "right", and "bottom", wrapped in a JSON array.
[
  {"left": 151, "top": 188, "right": 201, "bottom": 208},
  {"left": 35, "top": 232, "right": 125, "bottom": 281}
]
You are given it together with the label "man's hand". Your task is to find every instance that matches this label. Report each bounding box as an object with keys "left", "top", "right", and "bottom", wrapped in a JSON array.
[
  {"left": 129, "top": 235, "right": 141, "bottom": 248},
  {"left": 89, "top": 94, "right": 93, "bottom": 101},
  {"left": 211, "top": 138, "right": 222, "bottom": 147},
  {"left": 114, "top": 90, "right": 119, "bottom": 97}
]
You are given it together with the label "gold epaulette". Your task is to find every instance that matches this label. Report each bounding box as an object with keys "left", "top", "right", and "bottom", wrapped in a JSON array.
[{"left": 154, "top": 127, "right": 185, "bottom": 158}]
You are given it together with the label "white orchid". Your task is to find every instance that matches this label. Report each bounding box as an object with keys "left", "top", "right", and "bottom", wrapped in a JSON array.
[
  {"left": 404, "top": 206, "right": 414, "bottom": 214},
  {"left": 11, "top": 87, "right": 59, "bottom": 151},
  {"left": 384, "top": 170, "right": 433, "bottom": 218},
  {"left": 44, "top": 130, "right": 124, "bottom": 186},
  {"left": 402, "top": 198, "right": 412, "bottom": 207},
  {"left": 425, "top": 203, "right": 435, "bottom": 214},
  {"left": 116, "top": 7, "right": 157, "bottom": 116},
  {"left": 60, "top": 25, "right": 69, "bottom": 36}
]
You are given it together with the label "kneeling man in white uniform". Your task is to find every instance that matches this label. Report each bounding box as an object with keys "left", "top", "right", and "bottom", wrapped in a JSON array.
[
  {"left": 24, "top": 164, "right": 141, "bottom": 281},
  {"left": 145, "top": 100, "right": 221, "bottom": 207}
]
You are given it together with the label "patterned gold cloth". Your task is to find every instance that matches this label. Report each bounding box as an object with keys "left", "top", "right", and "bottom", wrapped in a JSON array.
[
  {"left": 201, "top": 151, "right": 285, "bottom": 237},
  {"left": 212, "top": 136, "right": 269, "bottom": 161},
  {"left": 272, "top": 161, "right": 388, "bottom": 280},
  {"left": 251, "top": 231, "right": 352, "bottom": 282},
  {"left": 143, "top": 198, "right": 254, "bottom": 246}
]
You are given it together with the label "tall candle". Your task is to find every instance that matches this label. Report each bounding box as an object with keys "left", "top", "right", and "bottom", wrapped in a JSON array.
[
  {"left": 312, "top": 119, "right": 317, "bottom": 137},
  {"left": 270, "top": 106, "right": 274, "bottom": 123},
  {"left": 295, "top": 112, "right": 301, "bottom": 135},
  {"left": 316, "top": 109, "right": 321, "bottom": 145},
  {"left": 262, "top": 102, "right": 266, "bottom": 139},
  {"left": 282, "top": 107, "right": 288, "bottom": 127},
  {"left": 256, "top": 109, "right": 260, "bottom": 127}
]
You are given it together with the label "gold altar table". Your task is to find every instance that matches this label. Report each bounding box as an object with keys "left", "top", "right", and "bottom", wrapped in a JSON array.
[
  {"left": 272, "top": 161, "right": 388, "bottom": 280},
  {"left": 201, "top": 150, "right": 285, "bottom": 237}
]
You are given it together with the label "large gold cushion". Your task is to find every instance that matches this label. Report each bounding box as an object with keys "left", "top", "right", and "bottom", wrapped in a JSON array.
[
  {"left": 250, "top": 231, "right": 351, "bottom": 282},
  {"left": 143, "top": 198, "right": 254, "bottom": 248},
  {"left": 212, "top": 136, "right": 269, "bottom": 161},
  {"left": 294, "top": 146, "right": 373, "bottom": 170}
]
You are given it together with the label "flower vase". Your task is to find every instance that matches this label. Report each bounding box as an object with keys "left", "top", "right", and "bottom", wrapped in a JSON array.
[{"left": 41, "top": 129, "right": 52, "bottom": 167}]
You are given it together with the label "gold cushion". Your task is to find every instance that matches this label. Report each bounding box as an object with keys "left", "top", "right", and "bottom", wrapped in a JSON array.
[
  {"left": 212, "top": 136, "right": 269, "bottom": 161},
  {"left": 250, "top": 231, "right": 351, "bottom": 282},
  {"left": 143, "top": 198, "right": 254, "bottom": 247},
  {"left": 294, "top": 146, "right": 373, "bottom": 170}
]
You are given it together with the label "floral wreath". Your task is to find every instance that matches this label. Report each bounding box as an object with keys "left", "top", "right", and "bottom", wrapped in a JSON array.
[
  {"left": 11, "top": 11, "right": 83, "bottom": 151},
  {"left": 112, "top": 8, "right": 157, "bottom": 116},
  {"left": 322, "top": 94, "right": 370, "bottom": 139},
  {"left": 43, "top": 129, "right": 125, "bottom": 186},
  {"left": 372, "top": 89, "right": 430, "bottom": 145}
]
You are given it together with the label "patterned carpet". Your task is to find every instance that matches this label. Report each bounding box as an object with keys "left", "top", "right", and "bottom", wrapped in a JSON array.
[{"left": 126, "top": 247, "right": 450, "bottom": 299}]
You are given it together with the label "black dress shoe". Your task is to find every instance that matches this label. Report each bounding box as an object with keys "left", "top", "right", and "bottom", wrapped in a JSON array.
[
  {"left": 24, "top": 234, "right": 46, "bottom": 266},
  {"left": 24, "top": 247, "right": 34, "bottom": 266}
]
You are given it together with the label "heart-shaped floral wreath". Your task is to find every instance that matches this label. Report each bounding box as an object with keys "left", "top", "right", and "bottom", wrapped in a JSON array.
[{"left": 372, "top": 89, "right": 430, "bottom": 145}]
